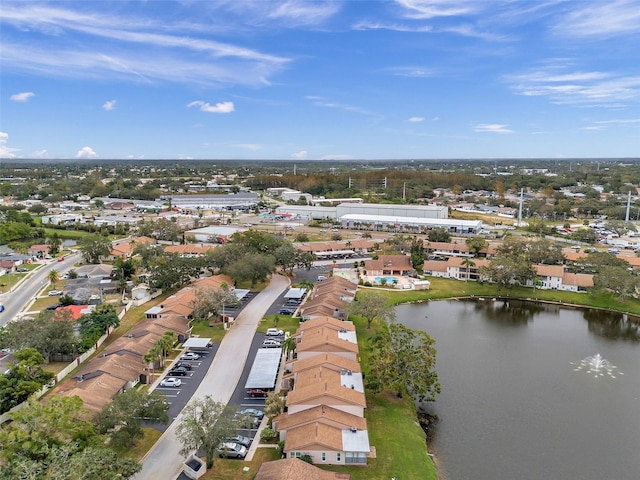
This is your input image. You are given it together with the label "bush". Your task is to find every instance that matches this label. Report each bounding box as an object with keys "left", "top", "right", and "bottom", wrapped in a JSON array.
[
  {"left": 277, "top": 440, "right": 285, "bottom": 458},
  {"left": 260, "top": 427, "right": 277, "bottom": 442},
  {"left": 300, "top": 454, "right": 313, "bottom": 464}
]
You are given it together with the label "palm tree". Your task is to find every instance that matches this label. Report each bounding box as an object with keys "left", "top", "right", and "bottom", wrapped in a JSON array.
[
  {"left": 48, "top": 269, "right": 60, "bottom": 288},
  {"left": 299, "top": 279, "right": 314, "bottom": 292},
  {"left": 281, "top": 336, "right": 297, "bottom": 361},
  {"left": 460, "top": 258, "right": 476, "bottom": 282},
  {"left": 157, "top": 331, "right": 178, "bottom": 365},
  {"left": 144, "top": 344, "right": 163, "bottom": 381}
]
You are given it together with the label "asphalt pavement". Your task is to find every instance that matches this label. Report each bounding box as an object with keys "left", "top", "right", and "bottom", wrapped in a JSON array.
[{"left": 135, "top": 274, "right": 290, "bottom": 480}]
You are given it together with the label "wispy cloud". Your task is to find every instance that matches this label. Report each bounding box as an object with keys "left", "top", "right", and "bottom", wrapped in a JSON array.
[
  {"left": 353, "top": 21, "right": 432, "bottom": 32},
  {"left": 267, "top": 0, "right": 341, "bottom": 26},
  {"left": 307, "top": 96, "right": 378, "bottom": 117},
  {"left": 0, "top": 132, "right": 19, "bottom": 158},
  {"left": 10, "top": 91, "right": 35, "bottom": 102},
  {"left": 75, "top": 146, "right": 98, "bottom": 158},
  {"left": 291, "top": 150, "right": 308, "bottom": 159},
  {"left": 582, "top": 126, "right": 606, "bottom": 131},
  {"left": 234, "top": 143, "right": 261, "bottom": 151},
  {"left": 596, "top": 118, "right": 640, "bottom": 125},
  {"left": 0, "top": 4, "right": 289, "bottom": 87},
  {"left": 555, "top": 0, "right": 640, "bottom": 38},
  {"left": 388, "top": 66, "right": 436, "bottom": 78},
  {"left": 395, "top": 0, "right": 481, "bottom": 20},
  {"left": 187, "top": 101, "right": 235, "bottom": 113},
  {"left": 474, "top": 124, "right": 514, "bottom": 134},
  {"left": 408, "top": 116, "right": 424, "bottom": 122},
  {"left": 102, "top": 100, "right": 116, "bottom": 111},
  {"left": 506, "top": 66, "right": 640, "bottom": 107}
]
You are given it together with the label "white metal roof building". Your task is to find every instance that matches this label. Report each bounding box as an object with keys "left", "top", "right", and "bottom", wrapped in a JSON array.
[
  {"left": 245, "top": 348, "right": 282, "bottom": 389},
  {"left": 340, "top": 214, "right": 483, "bottom": 234},
  {"left": 336, "top": 203, "right": 448, "bottom": 219}
]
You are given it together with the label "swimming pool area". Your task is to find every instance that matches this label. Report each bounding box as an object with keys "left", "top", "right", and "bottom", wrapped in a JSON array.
[{"left": 374, "top": 276, "right": 399, "bottom": 284}]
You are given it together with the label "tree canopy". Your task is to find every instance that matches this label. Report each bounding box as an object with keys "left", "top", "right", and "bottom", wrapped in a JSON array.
[
  {"left": 348, "top": 291, "right": 396, "bottom": 329},
  {"left": 367, "top": 323, "right": 440, "bottom": 402}
]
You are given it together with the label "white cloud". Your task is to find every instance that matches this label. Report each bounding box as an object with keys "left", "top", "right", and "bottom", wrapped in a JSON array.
[
  {"left": 408, "top": 116, "right": 424, "bottom": 122},
  {"left": 395, "top": 0, "right": 481, "bottom": 20},
  {"left": 268, "top": 0, "right": 340, "bottom": 26},
  {"left": 75, "top": 146, "right": 98, "bottom": 158},
  {"left": 0, "top": 4, "right": 289, "bottom": 88},
  {"left": 474, "top": 124, "right": 514, "bottom": 134},
  {"left": 556, "top": 0, "right": 640, "bottom": 37},
  {"left": 582, "top": 126, "right": 606, "bottom": 131},
  {"left": 102, "top": 100, "right": 116, "bottom": 111},
  {"left": 388, "top": 66, "right": 436, "bottom": 78},
  {"left": 30, "top": 149, "right": 49, "bottom": 158},
  {"left": 0, "top": 132, "right": 19, "bottom": 158},
  {"left": 10, "top": 91, "right": 35, "bottom": 102},
  {"left": 291, "top": 150, "right": 307, "bottom": 160},
  {"left": 320, "top": 154, "right": 353, "bottom": 160},
  {"left": 353, "top": 21, "right": 433, "bottom": 33},
  {"left": 506, "top": 66, "right": 640, "bottom": 107},
  {"left": 188, "top": 100, "right": 235, "bottom": 113},
  {"left": 596, "top": 118, "right": 640, "bottom": 125}
]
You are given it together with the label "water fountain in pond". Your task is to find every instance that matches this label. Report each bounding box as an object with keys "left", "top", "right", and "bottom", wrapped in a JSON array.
[{"left": 571, "top": 354, "right": 622, "bottom": 378}]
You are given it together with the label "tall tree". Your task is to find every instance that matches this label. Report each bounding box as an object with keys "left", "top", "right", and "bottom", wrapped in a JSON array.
[
  {"left": 348, "top": 292, "right": 396, "bottom": 329},
  {"left": 175, "top": 396, "right": 237, "bottom": 468},
  {"left": 190, "top": 285, "right": 239, "bottom": 321},
  {"left": 47, "top": 232, "right": 62, "bottom": 256},
  {"left": 0, "top": 348, "right": 55, "bottom": 414},
  {"left": 48, "top": 269, "right": 60, "bottom": 288},
  {"left": 367, "top": 323, "right": 441, "bottom": 402},
  {"left": 0, "top": 396, "right": 141, "bottom": 479},
  {"left": 95, "top": 388, "right": 169, "bottom": 450},
  {"left": 465, "top": 237, "right": 488, "bottom": 256},
  {"left": 79, "top": 235, "right": 112, "bottom": 264},
  {"left": 460, "top": 258, "right": 476, "bottom": 282}
]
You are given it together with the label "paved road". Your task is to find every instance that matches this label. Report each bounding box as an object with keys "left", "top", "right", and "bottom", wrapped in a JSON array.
[
  {"left": 135, "top": 274, "right": 290, "bottom": 480},
  {"left": 0, "top": 252, "right": 82, "bottom": 327}
]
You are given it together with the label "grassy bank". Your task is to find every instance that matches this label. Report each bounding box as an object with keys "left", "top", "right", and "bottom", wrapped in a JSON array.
[{"left": 366, "top": 277, "right": 640, "bottom": 316}]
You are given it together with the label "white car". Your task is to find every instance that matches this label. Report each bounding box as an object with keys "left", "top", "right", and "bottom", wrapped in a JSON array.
[
  {"left": 262, "top": 339, "right": 281, "bottom": 348},
  {"left": 266, "top": 328, "right": 284, "bottom": 336},
  {"left": 160, "top": 377, "right": 182, "bottom": 387},
  {"left": 181, "top": 352, "right": 200, "bottom": 360},
  {"left": 48, "top": 290, "right": 63, "bottom": 296},
  {"left": 217, "top": 442, "right": 247, "bottom": 459}
]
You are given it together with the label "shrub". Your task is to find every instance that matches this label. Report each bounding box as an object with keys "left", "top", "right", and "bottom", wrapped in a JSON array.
[
  {"left": 300, "top": 454, "right": 313, "bottom": 464},
  {"left": 260, "top": 427, "right": 277, "bottom": 442}
]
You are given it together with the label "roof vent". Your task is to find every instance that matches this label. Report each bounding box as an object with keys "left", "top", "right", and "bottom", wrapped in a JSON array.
[
  {"left": 347, "top": 370, "right": 352, "bottom": 375},
  {"left": 76, "top": 374, "right": 84, "bottom": 382},
  {"left": 350, "top": 426, "right": 357, "bottom": 433},
  {"left": 341, "top": 369, "right": 347, "bottom": 375}
]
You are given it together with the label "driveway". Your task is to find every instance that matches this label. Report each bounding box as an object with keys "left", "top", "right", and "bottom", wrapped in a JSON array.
[{"left": 135, "top": 274, "right": 290, "bottom": 480}]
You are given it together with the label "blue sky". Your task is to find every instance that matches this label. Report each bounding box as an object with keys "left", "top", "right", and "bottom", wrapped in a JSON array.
[{"left": 1, "top": 0, "right": 639, "bottom": 160}]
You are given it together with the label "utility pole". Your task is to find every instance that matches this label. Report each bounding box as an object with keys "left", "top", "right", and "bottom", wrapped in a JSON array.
[
  {"left": 517, "top": 188, "right": 524, "bottom": 227},
  {"left": 625, "top": 190, "right": 631, "bottom": 222},
  {"left": 402, "top": 182, "right": 406, "bottom": 201}
]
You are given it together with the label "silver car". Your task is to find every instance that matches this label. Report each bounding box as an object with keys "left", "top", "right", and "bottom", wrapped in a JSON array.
[{"left": 217, "top": 442, "right": 247, "bottom": 459}]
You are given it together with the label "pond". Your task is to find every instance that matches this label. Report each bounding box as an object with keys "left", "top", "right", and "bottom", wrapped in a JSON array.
[{"left": 396, "top": 300, "right": 640, "bottom": 480}]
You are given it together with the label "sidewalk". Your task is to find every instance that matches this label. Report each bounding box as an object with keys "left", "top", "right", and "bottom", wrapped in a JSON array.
[{"left": 135, "top": 274, "right": 290, "bottom": 480}]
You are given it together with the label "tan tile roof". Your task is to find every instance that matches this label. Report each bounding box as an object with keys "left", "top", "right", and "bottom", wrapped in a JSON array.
[
  {"left": 102, "top": 329, "right": 161, "bottom": 358},
  {"left": 294, "top": 366, "right": 343, "bottom": 389},
  {"left": 77, "top": 352, "right": 144, "bottom": 382},
  {"left": 56, "top": 373, "right": 127, "bottom": 414},
  {"left": 255, "top": 458, "right": 350, "bottom": 480},
  {"left": 274, "top": 404, "right": 367, "bottom": 432},
  {"left": 534, "top": 264, "right": 565, "bottom": 277},
  {"left": 562, "top": 272, "right": 594, "bottom": 287},
  {"left": 297, "top": 328, "right": 358, "bottom": 355},
  {"left": 284, "top": 421, "right": 344, "bottom": 451},
  {"left": 424, "top": 241, "right": 471, "bottom": 253},
  {"left": 365, "top": 254, "right": 412, "bottom": 272},
  {"left": 299, "top": 304, "right": 343, "bottom": 318},
  {"left": 288, "top": 353, "right": 361, "bottom": 375},
  {"left": 192, "top": 274, "right": 235, "bottom": 289},
  {"left": 297, "top": 317, "right": 355, "bottom": 333},
  {"left": 446, "top": 257, "right": 490, "bottom": 268},
  {"left": 563, "top": 251, "right": 588, "bottom": 262},
  {"left": 151, "top": 314, "right": 191, "bottom": 336},
  {"left": 286, "top": 380, "right": 366, "bottom": 408},
  {"left": 422, "top": 259, "right": 449, "bottom": 273},
  {"left": 300, "top": 296, "right": 347, "bottom": 314}
]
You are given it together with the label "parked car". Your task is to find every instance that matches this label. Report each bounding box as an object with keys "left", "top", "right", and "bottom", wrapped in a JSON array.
[
  {"left": 247, "top": 389, "right": 269, "bottom": 398},
  {"left": 58, "top": 256, "right": 65, "bottom": 262},
  {"left": 45, "top": 304, "right": 60, "bottom": 310},
  {"left": 181, "top": 352, "right": 200, "bottom": 360},
  {"left": 0, "top": 304, "right": 4, "bottom": 313},
  {"left": 239, "top": 408, "right": 264, "bottom": 420},
  {"left": 174, "top": 361, "right": 192, "bottom": 370},
  {"left": 16, "top": 268, "right": 29, "bottom": 273},
  {"left": 278, "top": 308, "right": 294, "bottom": 315},
  {"left": 265, "top": 328, "right": 284, "bottom": 336},
  {"left": 48, "top": 290, "right": 63, "bottom": 296},
  {"left": 168, "top": 367, "right": 188, "bottom": 376},
  {"left": 262, "top": 339, "right": 281, "bottom": 348},
  {"left": 160, "top": 377, "right": 182, "bottom": 387},
  {"left": 225, "top": 434, "right": 252, "bottom": 448},
  {"left": 216, "top": 442, "right": 247, "bottom": 459}
]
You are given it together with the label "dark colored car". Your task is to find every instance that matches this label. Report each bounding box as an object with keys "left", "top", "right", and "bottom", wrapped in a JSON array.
[
  {"left": 247, "top": 389, "right": 269, "bottom": 398},
  {"left": 168, "top": 367, "right": 188, "bottom": 376},
  {"left": 46, "top": 304, "right": 60, "bottom": 310},
  {"left": 279, "top": 308, "right": 294, "bottom": 315},
  {"left": 174, "top": 361, "right": 192, "bottom": 370}
]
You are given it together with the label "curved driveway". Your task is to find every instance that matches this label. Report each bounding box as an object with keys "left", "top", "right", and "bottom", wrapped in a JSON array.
[{"left": 136, "top": 274, "right": 290, "bottom": 480}]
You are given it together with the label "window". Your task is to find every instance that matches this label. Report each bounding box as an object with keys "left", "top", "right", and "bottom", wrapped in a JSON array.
[
  {"left": 290, "top": 452, "right": 301, "bottom": 458},
  {"left": 321, "top": 452, "right": 326, "bottom": 462},
  {"left": 336, "top": 452, "right": 342, "bottom": 462},
  {"left": 345, "top": 452, "right": 367, "bottom": 464}
]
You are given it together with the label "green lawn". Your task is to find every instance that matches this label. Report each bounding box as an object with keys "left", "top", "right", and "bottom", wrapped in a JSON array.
[{"left": 365, "top": 277, "right": 640, "bottom": 316}]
